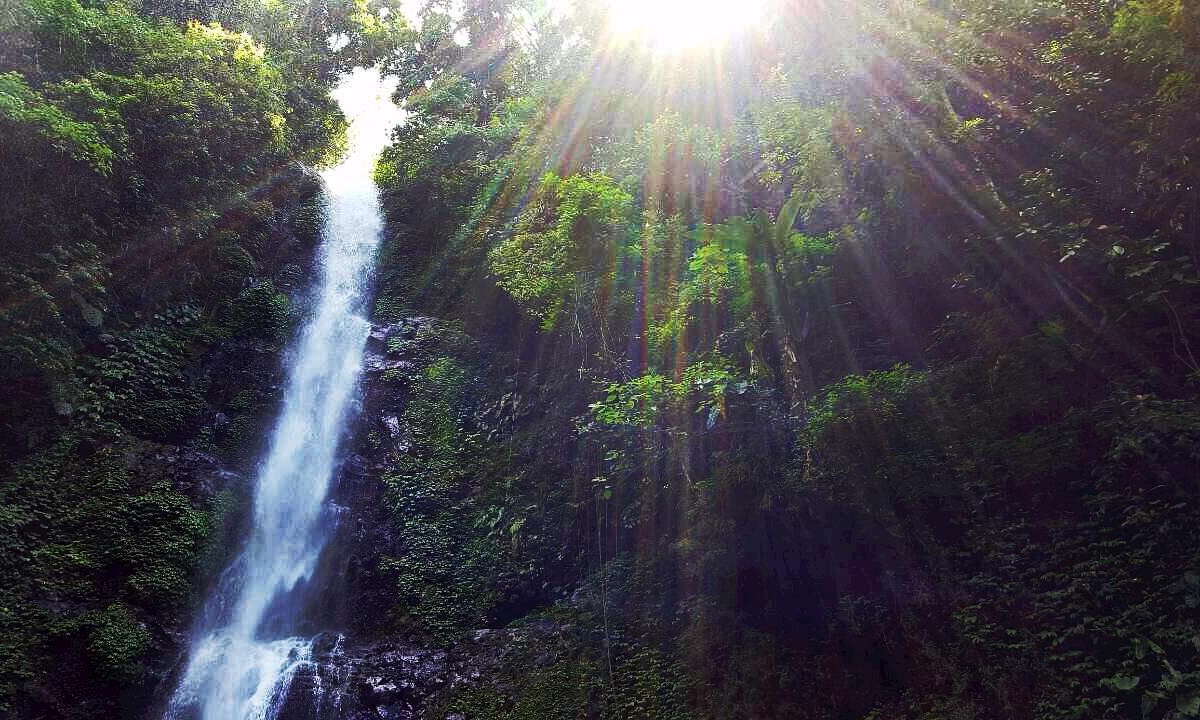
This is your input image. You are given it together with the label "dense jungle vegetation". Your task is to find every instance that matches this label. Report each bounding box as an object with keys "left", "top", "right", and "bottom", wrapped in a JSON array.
[
  {"left": 3, "top": 0, "right": 1200, "bottom": 717},
  {"left": 0, "top": 0, "right": 406, "bottom": 712}
]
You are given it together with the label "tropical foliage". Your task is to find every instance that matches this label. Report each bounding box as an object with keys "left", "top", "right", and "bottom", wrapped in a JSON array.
[
  {"left": 3, "top": 0, "right": 1200, "bottom": 716},
  {"left": 369, "top": 0, "right": 1200, "bottom": 717},
  {"left": 0, "top": 0, "right": 405, "bottom": 714}
]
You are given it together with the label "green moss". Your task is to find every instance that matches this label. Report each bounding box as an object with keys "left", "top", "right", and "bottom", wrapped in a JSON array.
[
  {"left": 601, "top": 647, "right": 688, "bottom": 720},
  {"left": 127, "top": 394, "right": 206, "bottom": 442},
  {"left": 216, "top": 414, "right": 262, "bottom": 459},
  {"left": 84, "top": 603, "right": 150, "bottom": 681},
  {"left": 378, "top": 352, "right": 541, "bottom": 640},
  {"left": 229, "top": 281, "right": 294, "bottom": 341},
  {"left": 374, "top": 294, "right": 408, "bottom": 323},
  {"left": 125, "top": 564, "right": 190, "bottom": 607},
  {"left": 0, "top": 439, "right": 215, "bottom": 702},
  {"left": 442, "top": 659, "right": 598, "bottom": 720},
  {"left": 438, "top": 642, "right": 689, "bottom": 720}
]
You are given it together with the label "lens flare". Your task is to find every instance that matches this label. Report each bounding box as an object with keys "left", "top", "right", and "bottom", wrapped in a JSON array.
[{"left": 604, "top": 0, "right": 766, "bottom": 51}]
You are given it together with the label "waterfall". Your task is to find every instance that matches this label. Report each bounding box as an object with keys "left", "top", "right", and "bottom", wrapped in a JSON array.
[{"left": 165, "top": 68, "right": 403, "bottom": 720}]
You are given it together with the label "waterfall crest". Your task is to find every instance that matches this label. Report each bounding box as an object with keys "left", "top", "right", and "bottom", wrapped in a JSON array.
[{"left": 165, "top": 68, "right": 403, "bottom": 720}]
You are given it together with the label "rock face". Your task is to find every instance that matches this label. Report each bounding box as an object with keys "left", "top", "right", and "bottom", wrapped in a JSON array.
[
  {"left": 265, "top": 316, "right": 581, "bottom": 718},
  {"left": 361, "top": 318, "right": 431, "bottom": 376},
  {"left": 305, "top": 317, "right": 439, "bottom": 638},
  {"left": 276, "top": 621, "right": 575, "bottom": 719},
  {"left": 276, "top": 635, "right": 451, "bottom": 720},
  {"left": 271, "top": 317, "right": 454, "bottom": 718}
]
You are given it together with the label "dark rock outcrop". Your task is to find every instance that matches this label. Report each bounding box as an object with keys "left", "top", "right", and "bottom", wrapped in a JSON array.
[{"left": 277, "top": 621, "right": 576, "bottom": 719}]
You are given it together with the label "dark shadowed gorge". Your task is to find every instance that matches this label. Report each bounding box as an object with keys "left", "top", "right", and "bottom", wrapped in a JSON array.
[{"left": 2, "top": 0, "right": 1200, "bottom": 718}]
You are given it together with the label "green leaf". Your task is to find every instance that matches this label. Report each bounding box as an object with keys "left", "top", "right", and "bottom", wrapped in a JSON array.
[
  {"left": 1177, "top": 691, "right": 1200, "bottom": 717},
  {"left": 775, "top": 192, "right": 806, "bottom": 247},
  {"left": 1102, "top": 674, "right": 1140, "bottom": 691}
]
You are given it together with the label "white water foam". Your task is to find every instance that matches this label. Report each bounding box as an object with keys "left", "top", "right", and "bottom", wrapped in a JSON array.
[{"left": 165, "top": 67, "right": 403, "bottom": 720}]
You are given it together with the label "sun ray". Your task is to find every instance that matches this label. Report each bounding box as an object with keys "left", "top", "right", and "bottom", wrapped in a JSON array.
[{"left": 602, "top": 0, "right": 767, "bottom": 52}]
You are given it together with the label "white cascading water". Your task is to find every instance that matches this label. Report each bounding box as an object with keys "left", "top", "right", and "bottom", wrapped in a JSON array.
[{"left": 165, "top": 68, "right": 403, "bottom": 720}]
